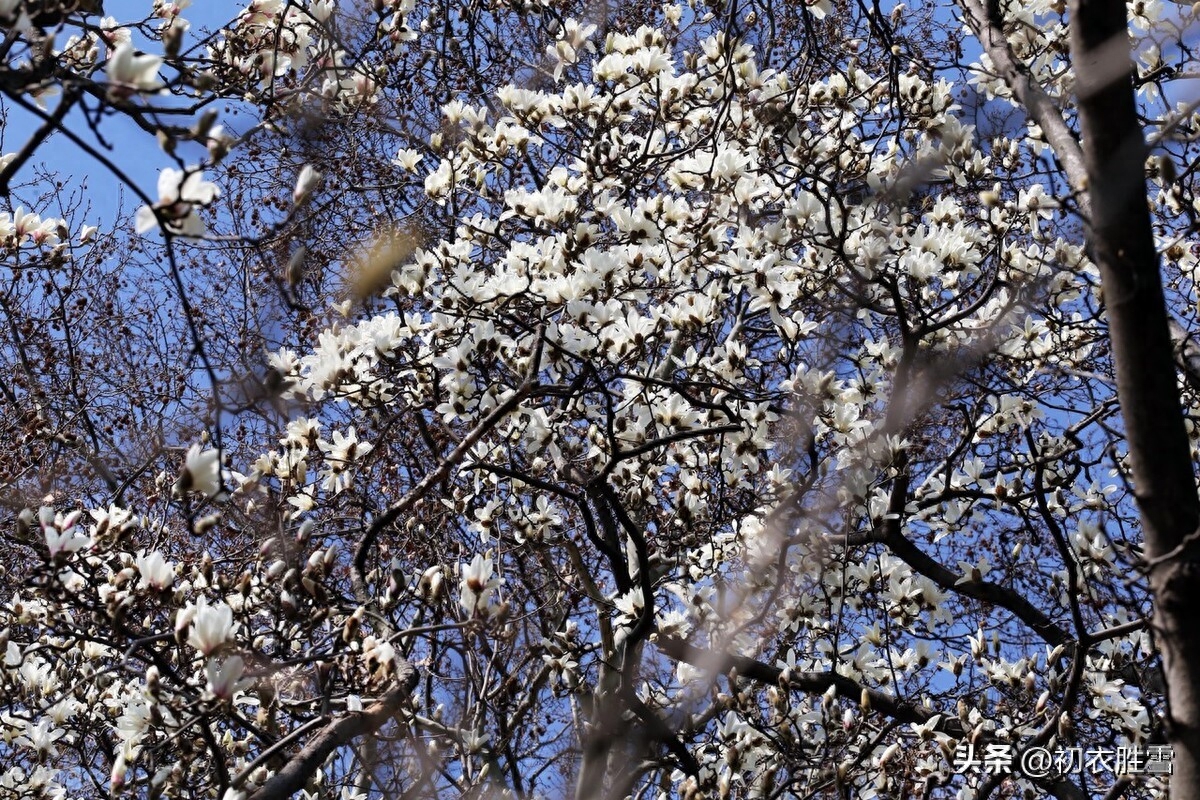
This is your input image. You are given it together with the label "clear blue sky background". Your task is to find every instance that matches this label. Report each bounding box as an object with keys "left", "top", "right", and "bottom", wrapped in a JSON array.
[{"left": 2, "top": 2, "right": 242, "bottom": 230}]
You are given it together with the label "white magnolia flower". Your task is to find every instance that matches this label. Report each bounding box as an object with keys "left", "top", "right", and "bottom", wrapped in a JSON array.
[
  {"left": 205, "top": 125, "right": 237, "bottom": 164},
  {"left": 106, "top": 43, "right": 164, "bottom": 97},
  {"left": 185, "top": 596, "right": 237, "bottom": 655},
  {"left": 43, "top": 526, "right": 90, "bottom": 559},
  {"left": 135, "top": 550, "right": 175, "bottom": 591},
  {"left": 99, "top": 17, "right": 133, "bottom": 48},
  {"left": 110, "top": 748, "right": 131, "bottom": 793},
  {"left": 363, "top": 636, "right": 399, "bottom": 681},
  {"left": 424, "top": 159, "right": 453, "bottom": 200},
  {"left": 12, "top": 208, "right": 60, "bottom": 246},
  {"left": 955, "top": 556, "right": 992, "bottom": 585},
  {"left": 317, "top": 427, "right": 372, "bottom": 464},
  {"left": 89, "top": 504, "right": 133, "bottom": 539},
  {"left": 311, "top": 0, "right": 335, "bottom": 22},
  {"left": 41, "top": 508, "right": 91, "bottom": 559},
  {"left": 806, "top": 0, "right": 832, "bottom": 18},
  {"left": 293, "top": 165, "right": 323, "bottom": 205},
  {"left": 206, "top": 655, "right": 253, "bottom": 700},
  {"left": 392, "top": 148, "right": 424, "bottom": 171},
  {"left": 613, "top": 587, "right": 645, "bottom": 625},
  {"left": 15, "top": 719, "right": 63, "bottom": 757},
  {"left": 173, "top": 444, "right": 223, "bottom": 499},
  {"left": 136, "top": 168, "right": 219, "bottom": 237},
  {"left": 459, "top": 553, "right": 500, "bottom": 616}
]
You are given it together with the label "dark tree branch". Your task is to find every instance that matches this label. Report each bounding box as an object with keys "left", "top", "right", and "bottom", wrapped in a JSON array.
[
  {"left": 1068, "top": 0, "right": 1200, "bottom": 794},
  {"left": 245, "top": 663, "right": 418, "bottom": 800}
]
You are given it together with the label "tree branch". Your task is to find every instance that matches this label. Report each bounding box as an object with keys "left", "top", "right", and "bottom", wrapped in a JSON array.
[{"left": 245, "top": 663, "right": 418, "bottom": 800}]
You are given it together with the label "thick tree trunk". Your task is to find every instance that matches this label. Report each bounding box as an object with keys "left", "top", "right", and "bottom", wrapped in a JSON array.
[{"left": 1069, "top": 0, "right": 1200, "bottom": 793}]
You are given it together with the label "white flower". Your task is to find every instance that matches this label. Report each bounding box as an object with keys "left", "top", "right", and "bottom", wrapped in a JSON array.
[
  {"left": 311, "top": 0, "right": 335, "bottom": 22},
  {"left": 41, "top": 508, "right": 90, "bottom": 559},
  {"left": 11, "top": 208, "right": 60, "bottom": 246},
  {"left": 656, "top": 609, "right": 690, "bottom": 638},
  {"left": 424, "top": 160, "right": 453, "bottom": 201},
  {"left": 136, "top": 168, "right": 219, "bottom": 237},
  {"left": 459, "top": 554, "right": 500, "bottom": 616},
  {"left": 317, "top": 427, "right": 372, "bottom": 465},
  {"left": 89, "top": 504, "right": 133, "bottom": 538},
  {"left": 43, "top": 526, "right": 90, "bottom": 559},
  {"left": 910, "top": 714, "right": 942, "bottom": 740},
  {"left": 613, "top": 587, "right": 644, "bottom": 625},
  {"left": 955, "top": 556, "right": 992, "bottom": 585},
  {"left": 106, "top": 43, "right": 163, "bottom": 97},
  {"left": 15, "top": 719, "right": 63, "bottom": 757},
  {"left": 317, "top": 427, "right": 372, "bottom": 494},
  {"left": 205, "top": 125, "right": 236, "bottom": 164},
  {"left": 206, "top": 656, "right": 253, "bottom": 700},
  {"left": 806, "top": 0, "right": 832, "bottom": 18},
  {"left": 110, "top": 750, "right": 128, "bottom": 793},
  {"left": 174, "top": 444, "right": 223, "bottom": 499},
  {"left": 462, "top": 730, "right": 490, "bottom": 754},
  {"left": 293, "top": 165, "right": 323, "bottom": 205},
  {"left": 363, "top": 636, "right": 398, "bottom": 681},
  {"left": 1016, "top": 184, "right": 1058, "bottom": 236},
  {"left": 135, "top": 550, "right": 175, "bottom": 591},
  {"left": 392, "top": 148, "right": 424, "bottom": 171},
  {"left": 186, "top": 596, "right": 237, "bottom": 655},
  {"left": 99, "top": 18, "right": 133, "bottom": 49}
]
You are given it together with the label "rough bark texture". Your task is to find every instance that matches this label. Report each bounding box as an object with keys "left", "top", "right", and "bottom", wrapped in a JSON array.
[{"left": 1069, "top": 0, "right": 1200, "bottom": 793}]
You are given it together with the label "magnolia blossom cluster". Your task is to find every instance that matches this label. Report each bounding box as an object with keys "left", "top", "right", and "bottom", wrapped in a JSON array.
[
  {"left": 202, "top": 0, "right": 385, "bottom": 114},
  {"left": 0, "top": 502, "right": 432, "bottom": 800},
  {"left": 245, "top": 417, "right": 376, "bottom": 515},
  {"left": 0, "top": 207, "right": 67, "bottom": 249},
  {"left": 0, "top": 0, "right": 1182, "bottom": 797},
  {"left": 135, "top": 168, "right": 220, "bottom": 237},
  {"left": 208, "top": 0, "right": 323, "bottom": 84},
  {"left": 239, "top": 15, "right": 1158, "bottom": 798}
]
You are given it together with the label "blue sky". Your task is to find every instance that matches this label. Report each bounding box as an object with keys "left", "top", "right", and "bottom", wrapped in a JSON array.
[{"left": 1, "top": 2, "right": 243, "bottom": 229}]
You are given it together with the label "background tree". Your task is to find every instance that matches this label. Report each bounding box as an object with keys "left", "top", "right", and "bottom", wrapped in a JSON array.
[{"left": 0, "top": 1, "right": 1197, "bottom": 799}]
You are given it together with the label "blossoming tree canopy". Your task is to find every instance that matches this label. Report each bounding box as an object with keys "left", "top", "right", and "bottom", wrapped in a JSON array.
[{"left": 1, "top": 0, "right": 1198, "bottom": 799}]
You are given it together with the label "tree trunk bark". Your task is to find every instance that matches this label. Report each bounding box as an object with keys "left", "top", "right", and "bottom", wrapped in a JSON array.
[{"left": 1069, "top": 0, "right": 1200, "bottom": 792}]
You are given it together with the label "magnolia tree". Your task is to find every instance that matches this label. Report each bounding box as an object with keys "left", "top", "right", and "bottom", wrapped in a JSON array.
[{"left": 2, "top": 0, "right": 1200, "bottom": 799}]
